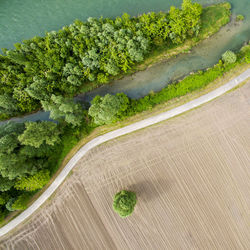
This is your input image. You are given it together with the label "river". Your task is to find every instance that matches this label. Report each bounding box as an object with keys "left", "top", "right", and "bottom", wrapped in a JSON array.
[{"left": 0, "top": 0, "right": 249, "bottom": 123}]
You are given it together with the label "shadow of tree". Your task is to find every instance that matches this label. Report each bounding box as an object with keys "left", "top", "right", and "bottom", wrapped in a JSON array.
[{"left": 126, "top": 177, "right": 173, "bottom": 203}]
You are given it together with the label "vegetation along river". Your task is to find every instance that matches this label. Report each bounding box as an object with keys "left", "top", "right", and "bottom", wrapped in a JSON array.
[{"left": 0, "top": 0, "right": 249, "bottom": 123}]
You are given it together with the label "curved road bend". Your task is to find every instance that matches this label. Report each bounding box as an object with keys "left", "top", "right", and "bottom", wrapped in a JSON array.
[{"left": 0, "top": 68, "right": 249, "bottom": 237}]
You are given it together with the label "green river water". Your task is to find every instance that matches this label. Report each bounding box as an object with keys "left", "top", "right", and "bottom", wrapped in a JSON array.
[{"left": 0, "top": 0, "right": 249, "bottom": 122}]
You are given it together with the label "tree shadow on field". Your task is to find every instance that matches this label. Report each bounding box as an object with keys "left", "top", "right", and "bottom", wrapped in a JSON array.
[{"left": 127, "top": 177, "right": 172, "bottom": 203}]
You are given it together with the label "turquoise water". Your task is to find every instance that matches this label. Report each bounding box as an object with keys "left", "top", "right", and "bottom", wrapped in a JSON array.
[
  {"left": 0, "top": 0, "right": 249, "bottom": 123},
  {"left": 0, "top": 0, "right": 249, "bottom": 50}
]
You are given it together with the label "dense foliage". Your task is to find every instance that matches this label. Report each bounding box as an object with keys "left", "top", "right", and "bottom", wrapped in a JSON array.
[
  {"left": 113, "top": 190, "right": 137, "bottom": 218},
  {"left": 14, "top": 170, "right": 50, "bottom": 191},
  {"left": 0, "top": 121, "right": 60, "bottom": 215},
  {"left": 41, "top": 95, "right": 84, "bottom": 127},
  {"left": 18, "top": 121, "right": 61, "bottom": 148},
  {"left": 236, "top": 15, "right": 244, "bottom": 21},
  {"left": 0, "top": 0, "right": 202, "bottom": 119},
  {"left": 222, "top": 50, "right": 237, "bottom": 64},
  {"left": 88, "top": 93, "right": 129, "bottom": 125}
]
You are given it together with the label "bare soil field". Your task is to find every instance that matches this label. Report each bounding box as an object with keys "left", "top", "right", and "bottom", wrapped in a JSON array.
[{"left": 1, "top": 81, "right": 250, "bottom": 249}]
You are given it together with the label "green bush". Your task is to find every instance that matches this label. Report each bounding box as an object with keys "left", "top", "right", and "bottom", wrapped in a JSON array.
[
  {"left": 236, "top": 15, "right": 244, "bottom": 21},
  {"left": 0, "top": 192, "right": 10, "bottom": 205},
  {"left": 5, "top": 198, "right": 16, "bottom": 211},
  {"left": 14, "top": 169, "right": 50, "bottom": 191},
  {"left": 0, "top": 208, "right": 8, "bottom": 223},
  {"left": 88, "top": 93, "right": 129, "bottom": 125},
  {"left": 113, "top": 190, "right": 137, "bottom": 218},
  {"left": 240, "top": 43, "right": 250, "bottom": 63},
  {"left": 11, "top": 193, "right": 32, "bottom": 210},
  {"left": 222, "top": 50, "right": 237, "bottom": 64}
]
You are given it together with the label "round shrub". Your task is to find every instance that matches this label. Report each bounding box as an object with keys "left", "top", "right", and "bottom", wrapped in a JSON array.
[
  {"left": 236, "top": 15, "right": 244, "bottom": 21},
  {"left": 5, "top": 198, "right": 16, "bottom": 211},
  {"left": 222, "top": 50, "right": 237, "bottom": 64},
  {"left": 88, "top": 93, "right": 129, "bottom": 125},
  {"left": 113, "top": 190, "right": 137, "bottom": 218}
]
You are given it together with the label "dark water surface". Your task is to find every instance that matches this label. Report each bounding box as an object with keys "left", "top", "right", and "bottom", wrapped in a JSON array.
[{"left": 0, "top": 0, "right": 249, "bottom": 123}]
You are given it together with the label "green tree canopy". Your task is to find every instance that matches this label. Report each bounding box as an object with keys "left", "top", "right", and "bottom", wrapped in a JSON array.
[
  {"left": 222, "top": 50, "right": 237, "bottom": 64},
  {"left": 18, "top": 121, "right": 61, "bottom": 148},
  {"left": 11, "top": 193, "right": 32, "bottom": 210},
  {"left": 113, "top": 190, "right": 137, "bottom": 218},
  {"left": 5, "top": 198, "right": 16, "bottom": 211},
  {"left": 14, "top": 169, "right": 50, "bottom": 192},
  {"left": 0, "top": 192, "right": 10, "bottom": 206},
  {"left": 0, "top": 0, "right": 203, "bottom": 118},
  {"left": 0, "top": 94, "right": 18, "bottom": 115},
  {"left": 41, "top": 95, "right": 84, "bottom": 126},
  {"left": 0, "top": 176, "right": 15, "bottom": 191},
  {"left": 88, "top": 93, "right": 129, "bottom": 125}
]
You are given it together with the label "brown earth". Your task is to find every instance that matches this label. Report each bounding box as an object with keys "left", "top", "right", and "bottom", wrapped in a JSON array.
[{"left": 1, "top": 81, "right": 250, "bottom": 249}]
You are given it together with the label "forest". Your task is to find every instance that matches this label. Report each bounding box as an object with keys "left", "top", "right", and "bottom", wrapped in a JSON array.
[{"left": 0, "top": 0, "right": 203, "bottom": 119}]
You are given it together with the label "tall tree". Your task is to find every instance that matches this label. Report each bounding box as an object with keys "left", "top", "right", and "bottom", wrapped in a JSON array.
[
  {"left": 113, "top": 190, "right": 137, "bottom": 218},
  {"left": 0, "top": 94, "right": 18, "bottom": 115},
  {"left": 88, "top": 93, "right": 129, "bottom": 125},
  {"left": 18, "top": 121, "right": 61, "bottom": 148},
  {"left": 14, "top": 169, "right": 50, "bottom": 191},
  {"left": 41, "top": 95, "right": 84, "bottom": 126}
]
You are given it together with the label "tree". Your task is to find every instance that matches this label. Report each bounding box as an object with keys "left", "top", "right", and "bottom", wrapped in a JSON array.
[
  {"left": 88, "top": 93, "right": 129, "bottom": 125},
  {"left": 0, "top": 94, "right": 18, "bottom": 115},
  {"left": 5, "top": 198, "right": 16, "bottom": 211},
  {"left": 0, "top": 176, "right": 15, "bottom": 191},
  {"left": 113, "top": 190, "right": 137, "bottom": 218},
  {"left": 169, "top": 6, "right": 187, "bottom": 44},
  {"left": 0, "top": 134, "right": 19, "bottom": 154},
  {"left": 41, "top": 95, "right": 84, "bottom": 126},
  {"left": 0, "top": 122, "right": 43, "bottom": 180},
  {"left": 11, "top": 193, "right": 32, "bottom": 210},
  {"left": 14, "top": 169, "right": 50, "bottom": 191},
  {"left": 18, "top": 121, "right": 61, "bottom": 148},
  {"left": 236, "top": 15, "right": 244, "bottom": 21},
  {"left": 0, "top": 192, "right": 10, "bottom": 205},
  {"left": 25, "top": 78, "right": 50, "bottom": 101},
  {"left": 0, "top": 153, "right": 39, "bottom": 180},
  {"left": 182, "top": 0, "right": 202, "bottom": 33},
  {"left": 222, "top": 50, "right": 237, "bottom": 64}
]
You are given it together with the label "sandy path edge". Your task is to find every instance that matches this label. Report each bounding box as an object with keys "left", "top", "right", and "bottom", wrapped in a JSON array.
[{"left": 0, "top": 68, "right": 249, "bottom": 238}]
